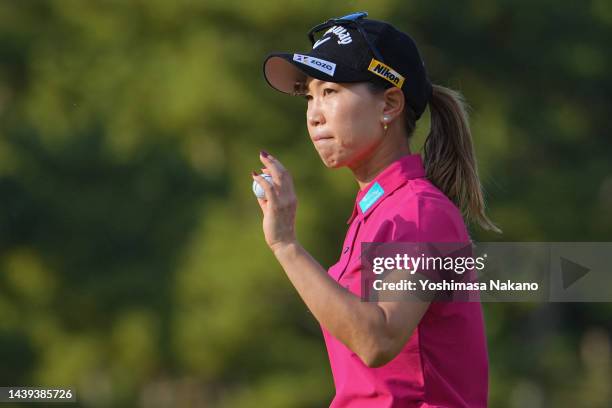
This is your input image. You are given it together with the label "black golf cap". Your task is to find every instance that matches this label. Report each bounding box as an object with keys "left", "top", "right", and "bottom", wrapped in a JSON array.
[{"left": 263, "top": 12, "right": 433, "bottom": 120}]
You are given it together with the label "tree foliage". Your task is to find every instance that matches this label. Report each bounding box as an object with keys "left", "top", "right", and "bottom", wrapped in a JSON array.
[{"left": 0, "top": 1, "right": 610, "bottom": 407}]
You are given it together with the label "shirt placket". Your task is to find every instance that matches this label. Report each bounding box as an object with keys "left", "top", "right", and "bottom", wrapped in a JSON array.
[{"left": 334, "top": 217, "right": 363, "bottom": 283}]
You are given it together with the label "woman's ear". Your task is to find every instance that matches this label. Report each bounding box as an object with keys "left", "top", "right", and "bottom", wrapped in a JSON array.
[{"left": 382, "top": 87, "right": 405, "bottom": 121}]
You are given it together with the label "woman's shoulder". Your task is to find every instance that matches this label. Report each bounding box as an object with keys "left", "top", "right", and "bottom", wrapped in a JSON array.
[
  {"left": 381, "top": 177, "right": 461, "bottom": 218},
  {"left": 369, "top": 177, "right": 469, "bottom": 242}
]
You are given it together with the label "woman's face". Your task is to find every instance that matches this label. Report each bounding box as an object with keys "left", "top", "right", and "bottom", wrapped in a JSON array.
[{"left": 304, "top": 78, "right": 385, "bottom": 169}]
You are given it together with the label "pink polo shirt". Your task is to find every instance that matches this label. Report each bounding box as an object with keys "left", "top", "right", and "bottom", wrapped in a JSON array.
[{"left": 323, "top": 154, "right": 488, "bottom": 408}]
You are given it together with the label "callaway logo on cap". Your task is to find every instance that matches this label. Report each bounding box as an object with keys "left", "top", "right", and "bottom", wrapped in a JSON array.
[{"left": 262, "top": 11, "right": 433, "bottom": 120}]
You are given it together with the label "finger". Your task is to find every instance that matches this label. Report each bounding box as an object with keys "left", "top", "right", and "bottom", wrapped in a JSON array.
[
  {"left": 252, "top": 173, "right": 277, "bottom": 205},
  {"left": 259, "top": 152, "right": 296, "bottom": 198},
  {"left": 256, "top": 197, "right": 267, "bottom": 211},
  {"left": 259, "top": 151, "right": 286, "bottom": 184},
  {"left": 255, "top": 196, "right": 266, "bottom": 212},
  {"left": 263, "top": 151, "right": 287, "bottom": 172}
]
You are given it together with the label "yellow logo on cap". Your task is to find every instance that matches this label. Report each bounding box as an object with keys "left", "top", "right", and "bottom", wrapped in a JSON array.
[{"left": 367, "top": 58, "right": 405, "bottom": 88}]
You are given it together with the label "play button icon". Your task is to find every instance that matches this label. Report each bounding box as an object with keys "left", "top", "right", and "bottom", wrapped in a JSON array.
[{"left": 560, "top": 257, "right": 590, "bottom": 290}]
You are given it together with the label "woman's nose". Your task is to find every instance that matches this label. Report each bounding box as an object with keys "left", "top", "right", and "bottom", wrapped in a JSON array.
[{"left": 307, "top": 101, "right": 325, "bottom": 127}]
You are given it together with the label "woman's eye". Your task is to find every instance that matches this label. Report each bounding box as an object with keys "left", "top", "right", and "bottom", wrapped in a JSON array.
[
  {"left": 323, "top": 88, "right": 336, "bottom": 96},
  {"left": 303, "top": 94, "right": 312, "bottom": 102}
]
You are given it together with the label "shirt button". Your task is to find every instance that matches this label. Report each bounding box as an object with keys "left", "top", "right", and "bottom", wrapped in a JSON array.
[{"left": 343, "top": 246, "right": 350, "bottom": 254}]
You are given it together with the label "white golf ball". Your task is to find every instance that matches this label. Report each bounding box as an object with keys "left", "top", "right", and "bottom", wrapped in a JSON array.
[{"left": 253, "top": 173, "right": 273, "bottom": 199}]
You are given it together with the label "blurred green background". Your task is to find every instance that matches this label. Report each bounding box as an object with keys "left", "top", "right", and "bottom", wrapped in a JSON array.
[{"left": 1, "top": 1, "right": 611, "bottom": 407}]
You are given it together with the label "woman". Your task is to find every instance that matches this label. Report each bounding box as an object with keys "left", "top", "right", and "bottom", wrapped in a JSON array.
[{"left": 253, "top": 12, "right": 501, "bottom": 408}]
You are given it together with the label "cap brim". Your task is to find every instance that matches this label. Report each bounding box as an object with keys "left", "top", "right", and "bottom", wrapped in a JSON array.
[
  {"left": 262, "top": 53, "right": 323, "bottom": 95},
  {"left": 263, "top": 52, "right": 371, "bottom": 95}
]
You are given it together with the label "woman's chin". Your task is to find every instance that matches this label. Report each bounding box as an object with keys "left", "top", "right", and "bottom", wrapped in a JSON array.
[{"left": 319, "top": 154, "right": 344, "bottom": 169}]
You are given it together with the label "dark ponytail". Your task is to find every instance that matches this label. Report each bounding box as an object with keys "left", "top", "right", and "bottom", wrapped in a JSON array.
[
  {"left": 424, "top": 84, "right": 502, "bottom": 233},
  {"left": 366, "top": 81, "right": 501, "bottom": 233}
]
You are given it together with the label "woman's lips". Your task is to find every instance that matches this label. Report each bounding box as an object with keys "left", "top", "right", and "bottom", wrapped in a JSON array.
[{"left": 312, "top": 135, "right": 333, "bottom": 142}]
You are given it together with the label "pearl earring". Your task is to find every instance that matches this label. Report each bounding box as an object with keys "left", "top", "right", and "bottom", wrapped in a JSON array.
[{"left": 383, "top": 116, "right": 389, "bottom": 131}]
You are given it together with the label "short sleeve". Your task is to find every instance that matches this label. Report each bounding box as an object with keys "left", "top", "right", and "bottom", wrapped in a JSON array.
[{"left": 361, "top": 197, "right": 474, "bottom": 302}]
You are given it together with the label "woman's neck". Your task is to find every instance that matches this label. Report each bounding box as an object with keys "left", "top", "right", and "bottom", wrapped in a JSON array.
[{"left": 350, "top": 139, "right": 411, "bottom": 191}]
